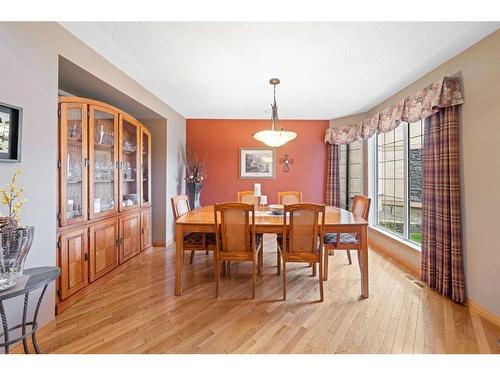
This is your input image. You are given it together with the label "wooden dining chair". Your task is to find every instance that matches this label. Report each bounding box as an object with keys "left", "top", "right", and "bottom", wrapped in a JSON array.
[
  {"left": 236, "top": 191, "right": 262, "bottom": 271},
  {"left": 278, "top": 191, "right": 302, "bottom": 205},
  {"left": 277, "top": 203, "right": 325, "bottom": 302},
  {"left": 237, "top": 191, "right": 259, "bottom": 206},
  {"left": 277, "top": 191, "right": 310, "bottom": 269},
  {"left": 171, "top": 195, "right": 214, "bottom": 264},
  {"left": 214, "top": 203, "right": 262, "bottom": 299},
  {"left": 323, "top": 195, "right": 371, "bottom": 280}
]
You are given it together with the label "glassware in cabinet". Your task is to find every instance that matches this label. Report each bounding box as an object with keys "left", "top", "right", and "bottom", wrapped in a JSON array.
[
  {"left": 141, "top": 126, "right": 152, "bottom": 206},
  {"left": 89, "top": 106, "right": 118, "bottom": 219},
  {"left": 59, "top": 103, "right": 88, "bottom": 226},
  {"left": 119, "top": 115, "right": 140, "bottom": 211}
]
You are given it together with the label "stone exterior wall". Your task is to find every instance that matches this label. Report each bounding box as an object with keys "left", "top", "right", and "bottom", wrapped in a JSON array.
[
  {"left": 409, "top": 149, "right": 422, "bottom": 203},
  {"left": 378, "top": 148, "right": 422, "bottom": 236}
]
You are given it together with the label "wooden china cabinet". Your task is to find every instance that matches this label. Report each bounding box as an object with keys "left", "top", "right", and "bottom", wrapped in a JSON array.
[{"left": 56, "top": 97, "right": 153, "bottom": 314}]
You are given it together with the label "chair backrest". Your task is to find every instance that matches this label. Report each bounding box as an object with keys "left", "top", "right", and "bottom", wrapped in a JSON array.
[
  {"left": 278, "top": 191, "right": 302, "bottom": 205},
  {"left": 283, "top": 203, "right": 325, "bottom": 254},
  {"left": 214, "top": 202, "right": 256, "bottom": 254},
  {"left": 237, "top": 191, "right": 258, "bottom": 206},
  {"left": 171, "top": 195, "right": 191, "bottom": 221},
  {"left": 351, "top": 195, "right": 371, "bottom": 220}
]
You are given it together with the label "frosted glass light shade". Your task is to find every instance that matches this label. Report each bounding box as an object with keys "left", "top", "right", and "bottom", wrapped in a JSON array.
[{"left": 253, "top": 129, "right": 297, "bottom": 148}]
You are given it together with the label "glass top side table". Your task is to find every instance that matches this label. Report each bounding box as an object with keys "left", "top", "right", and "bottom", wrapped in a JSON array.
[{"left": 0, "top": 267, "right": 60, "bottom": 354}]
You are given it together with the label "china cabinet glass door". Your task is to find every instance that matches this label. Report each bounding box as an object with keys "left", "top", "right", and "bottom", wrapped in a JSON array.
[
  {"left": 141, "top": 127, "right": 151, "bottom": 206},
  {"left": 89, "top": 106, "right": 118, "bottom": 219},
  {"left": 119, "top": 115, "right": 140, "bottom": 212},
  {"left": 59, "top": 103, "right": 88, "bottom": 226}
]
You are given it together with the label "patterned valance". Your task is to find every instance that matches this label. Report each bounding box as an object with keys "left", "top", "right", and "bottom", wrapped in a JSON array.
[{"left": 324, "top": 76, "right": 464, "bottom": 144}]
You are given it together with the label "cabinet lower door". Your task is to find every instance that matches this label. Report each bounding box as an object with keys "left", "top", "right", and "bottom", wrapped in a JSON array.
[
  {"left": 89, "top": 218, "right": 119, "bottom": 282},
  {"left": 119, "top": 212, "right": 141, "bottom": 263},
  {"left": 59, "top": 228, "right": 89, "bottom": 300},
  {"left": 141, "top": 209, "right": 152, "bottom": 251}
]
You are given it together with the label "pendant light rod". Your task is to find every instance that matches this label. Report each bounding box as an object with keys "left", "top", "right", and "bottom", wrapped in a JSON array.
[
  {"left": 270, "top": 78, "right": 280, "bottom": 132},
  {"left": 253, "top": 77, "right": 297, "bottom": 148}
]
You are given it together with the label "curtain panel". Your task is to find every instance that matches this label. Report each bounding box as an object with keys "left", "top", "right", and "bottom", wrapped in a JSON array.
[
  {"left": 325, "top": 144, "right": 340, "bottom": 207},
  {"left": 324, "top": 76, "right": 464, "bottom": 145},
  {"left": 421, "top": 106, "right": 465, "bottom": 303},
  {"left": 322, "top": 75, "right": 466, "bottom": 304}
]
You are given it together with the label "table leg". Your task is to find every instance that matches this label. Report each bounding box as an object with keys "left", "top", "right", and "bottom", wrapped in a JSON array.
[
  {"left": 175, "top": 224, "right": 184, "bottom": 296},
  {"left": 32, "top": 285, "right": 48, "bottom": 354},
  {"left": 0, "top": 301, "right": 9, "bottom": 354},
  {"left": 22, "top": 293, "right": 30, "bottom": 354},
  {"left": 359, "top": 224, "right": 369, "bottom": 298}
]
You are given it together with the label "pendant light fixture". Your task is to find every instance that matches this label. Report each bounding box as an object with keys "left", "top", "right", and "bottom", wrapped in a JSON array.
[{"left": 253, "top": 78, "right": 297, "bottom": 148}]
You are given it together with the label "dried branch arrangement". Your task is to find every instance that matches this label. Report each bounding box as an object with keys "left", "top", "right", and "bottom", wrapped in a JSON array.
[{"left": 182, "top": 147, "right": 208, "bottom": 184}]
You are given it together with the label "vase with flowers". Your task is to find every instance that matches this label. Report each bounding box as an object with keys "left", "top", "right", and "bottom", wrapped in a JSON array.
[
  {"left": 0, "top": 169, "right": 33, "bottom": 291},
  {"left": 182, "top": 147, "right": 208, "bottom": 209}
]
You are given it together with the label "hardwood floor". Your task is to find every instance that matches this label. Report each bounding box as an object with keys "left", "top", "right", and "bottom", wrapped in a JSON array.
[{"left": 27, "top": 235, "right": 499, "bottom": 354}]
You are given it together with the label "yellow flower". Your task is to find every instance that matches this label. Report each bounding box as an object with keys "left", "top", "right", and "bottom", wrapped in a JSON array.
[{"left": 1, "top": 169, "right": 25, "bottom": 220}]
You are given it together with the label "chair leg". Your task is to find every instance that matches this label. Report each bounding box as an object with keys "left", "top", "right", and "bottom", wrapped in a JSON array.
[
  {"left": 257, "top": 250, "right": 261, "bottom": 275},
  {"left": 357, "top": 250, "right": 362, "bottom": 271},
  {"left": 282, "top": 258, "right": 287, "bottom": 301},
  {"left": 324, "top": 248, "right": 329, "bottom": 281},
  {"left": 312, "top": 262, "right": 316, "bottom": 276},
  {"left": 227, "top": 261, "right": 231, "bottom": 275},
  {"left": 346, "top": 250, "right": 352, "bottom": 265},
  {"left": 252, "top": 260, "right": 256, "bottom": 299},
  {"left": 258, "top": 247, "right": 263, "bottom": 275},
  {"left": 215, "top": 260, "right": 220, "bottom": 299},
  {"left": 319, "top": 259, "right": 324, "bottom": 302},
  {"left": 206, "top": 250, "right": 209, "bottom": 255},
  {"left": 190, "top": 250, "right": 195, "bottom": 264},
  {"left": 277, "top": 249, "right": 281, "bottom": 275}
]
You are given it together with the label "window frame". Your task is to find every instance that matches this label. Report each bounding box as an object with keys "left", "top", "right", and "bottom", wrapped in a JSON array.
[{"left": 373, "top": 121, "right": 423, "bottom": 248}]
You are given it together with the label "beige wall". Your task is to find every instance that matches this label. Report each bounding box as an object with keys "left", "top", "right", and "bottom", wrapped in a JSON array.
[
  {"left": 140, "top": 118, "right": 168, "bottom": 244},
  {"left": 331, "top": 30, "right": 500, "bottom": 315},
  {"left": 329, "top": 112, "right": 368, "bottom": 129},
  {"left": 0, "top": 22, "right": 185, "bottom": 332}
]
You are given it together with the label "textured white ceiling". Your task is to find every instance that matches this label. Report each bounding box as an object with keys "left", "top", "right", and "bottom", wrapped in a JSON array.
[{"left": 61, "top": 22, "right": 499, "bottom": 119}]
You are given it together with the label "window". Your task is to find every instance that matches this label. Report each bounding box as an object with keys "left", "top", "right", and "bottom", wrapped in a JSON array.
[
  {"left": 339, "top": 139, "right": 364, "bottom": 210},
  {"left": 374, "top": 120, "right": 423, "bottom": 245},
  {"left": 408, "top": 121, "right": 424, "bottom": 244}
]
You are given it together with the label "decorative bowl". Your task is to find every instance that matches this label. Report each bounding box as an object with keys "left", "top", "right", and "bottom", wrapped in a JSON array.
[{"left": 268, "top": 204, "right": 284, "bottom": 215}]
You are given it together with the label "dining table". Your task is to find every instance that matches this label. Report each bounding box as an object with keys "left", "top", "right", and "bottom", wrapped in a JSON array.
[{"left": 174, "top": 205, "right": 369, "bottom": 298}]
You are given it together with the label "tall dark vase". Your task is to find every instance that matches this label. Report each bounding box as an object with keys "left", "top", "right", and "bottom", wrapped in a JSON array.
[{"left": 186, "top": 182, "right": 203, "bottom": 209}]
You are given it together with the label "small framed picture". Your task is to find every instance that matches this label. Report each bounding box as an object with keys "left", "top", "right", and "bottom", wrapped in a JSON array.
[
  {"left": 239, "top": 147, "right": 276, "bottom": 179},
  {"left": 0, "top": 103, "right": 22, "bottom": 162}
]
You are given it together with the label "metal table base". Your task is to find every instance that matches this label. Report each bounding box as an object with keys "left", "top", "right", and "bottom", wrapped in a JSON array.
[{"left": 0, "top": 267, "right": 60, "bottom": 354}]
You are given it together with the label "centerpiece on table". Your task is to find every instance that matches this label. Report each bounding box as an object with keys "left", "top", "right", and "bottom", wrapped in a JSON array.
[
  {"left": 0, "top": 170, "right": 34, "bottom": 291},
  {"left": 182, "top": 147, "right": 208, "bottom": 209}
]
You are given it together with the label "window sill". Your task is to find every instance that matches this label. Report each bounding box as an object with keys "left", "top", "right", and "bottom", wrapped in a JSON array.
[{"left": 369, "top": 226, "right": 422, "bottom": 253}]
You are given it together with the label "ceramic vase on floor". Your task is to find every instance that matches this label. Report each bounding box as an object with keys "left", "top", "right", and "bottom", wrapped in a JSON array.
[{"left": 186, "top": 182, "right": 203, "bottom": 209}]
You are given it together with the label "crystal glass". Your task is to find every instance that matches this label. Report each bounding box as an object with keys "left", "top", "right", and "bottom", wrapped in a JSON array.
[
  {"left": 0, "top": 226, "right": 34, "bottom": 291},
  {"left": 92, "top": 110, "right": 116, "bottom": 214},
  {"left": 65, "top": 108, "right": 84, "bottom": 222},
  {"left": 120, "top": 119, "right": 139, "bottom": 208},
  {"left": 142, "top": 131, "right": 150, "bottom": 205}
]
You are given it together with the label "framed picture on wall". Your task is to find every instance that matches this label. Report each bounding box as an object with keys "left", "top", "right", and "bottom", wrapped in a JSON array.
[
  {"left": 0, "top": 103, "right": 22, "bottom": 162},
  {"left": 239, "top": 147, "right": 276, "bottom": 179}
]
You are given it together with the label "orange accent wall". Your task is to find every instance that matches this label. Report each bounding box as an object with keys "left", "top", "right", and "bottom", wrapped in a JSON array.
[{"left": 186, "top": 119, "right": 329, "bottom": 206}]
